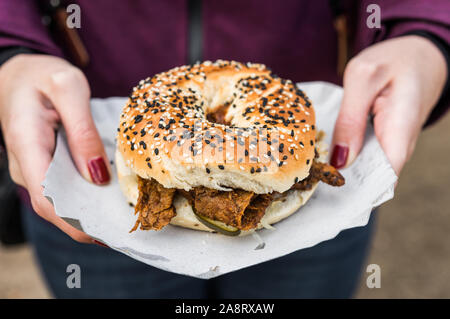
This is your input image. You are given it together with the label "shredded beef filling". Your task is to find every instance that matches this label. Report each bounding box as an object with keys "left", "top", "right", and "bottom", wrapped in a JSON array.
[
  {"left": 131, "top": 177, "right": 176, "bottom": 231},
  {"left": 290, "top": 161, "right": 345, "bottom": 191},
  {"left": 179, "top": 188, "right": 273, "bottom": 231},
  {"left": 131, "top": 160, "right": 344, "bottom": 232},
  {"left": 241, "top": 193, "right": 274, "bottom": 229}
]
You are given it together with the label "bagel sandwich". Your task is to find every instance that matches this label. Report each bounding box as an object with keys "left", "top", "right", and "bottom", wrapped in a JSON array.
[{"left": 116, "top": 60, "right": 344, "bottom": 236}]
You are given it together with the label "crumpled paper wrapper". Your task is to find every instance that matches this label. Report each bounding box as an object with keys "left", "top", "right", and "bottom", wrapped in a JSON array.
[{"left": 42, "top": 82, "right": 397, "bottom": 279}]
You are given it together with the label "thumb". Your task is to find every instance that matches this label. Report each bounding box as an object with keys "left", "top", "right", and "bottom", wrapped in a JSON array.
[
  {"left": 331, "top": 59, "right": 389, "bottom": 168},
  {"left": 43, "top": 68, "right": 111, "bottom": 184}
]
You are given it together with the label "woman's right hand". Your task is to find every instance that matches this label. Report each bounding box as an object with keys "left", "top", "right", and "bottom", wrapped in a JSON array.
[{"left": 0, "top": 54, "right": 110, "bottom": 243}]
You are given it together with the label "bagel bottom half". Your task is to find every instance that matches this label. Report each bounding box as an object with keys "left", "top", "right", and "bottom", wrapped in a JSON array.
[{"left": 115, "top": 139, "right": 327, "bottom": 236}]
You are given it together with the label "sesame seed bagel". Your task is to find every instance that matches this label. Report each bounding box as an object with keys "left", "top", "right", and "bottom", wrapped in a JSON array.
[{"left": 116, "top": 60, "right": 316, "bottom": 194}]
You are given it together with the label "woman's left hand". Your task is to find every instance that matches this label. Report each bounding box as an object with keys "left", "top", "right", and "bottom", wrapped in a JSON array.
[{"left": 331, "top": 35, "right": 447, "bottom": 176}]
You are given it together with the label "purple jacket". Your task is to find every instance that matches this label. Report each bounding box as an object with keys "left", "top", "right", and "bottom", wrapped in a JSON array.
[{"left": 0, "top": 0, "right": 449, "bottom": 121}]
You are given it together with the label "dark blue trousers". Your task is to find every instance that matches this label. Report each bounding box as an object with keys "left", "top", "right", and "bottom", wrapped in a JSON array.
[{"left": 22, "top": 205, "right": 375, "bottom": 298}]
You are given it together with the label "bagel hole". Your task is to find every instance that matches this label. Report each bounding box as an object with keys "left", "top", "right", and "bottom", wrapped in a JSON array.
[{"left": 206, "top": 102, "right": 231, "bottom": 125}]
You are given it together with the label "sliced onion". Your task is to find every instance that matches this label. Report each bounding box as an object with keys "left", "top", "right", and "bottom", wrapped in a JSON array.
[
  {"left": 260, "top": 219, "right": 276, "bottom": 230},
  {"left": 252, "top": 232, "right": 266, "bottom": 250}
]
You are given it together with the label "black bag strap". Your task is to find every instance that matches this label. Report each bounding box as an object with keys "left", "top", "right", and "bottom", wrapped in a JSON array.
[{"left": 37, "top": 0, "right": 90, "bottom": 68}]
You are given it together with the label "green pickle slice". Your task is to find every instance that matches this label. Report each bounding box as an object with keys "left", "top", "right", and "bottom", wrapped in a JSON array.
[{"left": 194, "top": 211, "right": 241, "bottom": 236}]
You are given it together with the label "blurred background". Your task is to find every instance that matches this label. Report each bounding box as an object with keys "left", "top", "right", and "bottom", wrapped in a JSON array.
[{"left": 0, "top": 112, "right": 449, "bottom": 298}]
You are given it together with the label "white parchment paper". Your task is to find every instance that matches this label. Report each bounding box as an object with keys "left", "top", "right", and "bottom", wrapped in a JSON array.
[{"left": 42, "top": 82, "right": 397, "bottom": 279}]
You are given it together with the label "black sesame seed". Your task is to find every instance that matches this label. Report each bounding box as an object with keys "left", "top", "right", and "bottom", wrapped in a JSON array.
[
  {"left": 262, "top": 97, "right": 268, "bottom": 106},
  {"left": 134, "top": 115, "right": 143, "bottom": 124}
]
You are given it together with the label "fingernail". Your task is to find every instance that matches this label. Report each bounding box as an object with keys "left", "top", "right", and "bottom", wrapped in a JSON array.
[
  {"left": 330, "top": 144, "right": 349, "bottom": 169},
  {"left": 93, "top": 240, "right": 109, "bottom": 248},
  {"left": 87, "top": 156, "right": 110, "bottom": 184}
]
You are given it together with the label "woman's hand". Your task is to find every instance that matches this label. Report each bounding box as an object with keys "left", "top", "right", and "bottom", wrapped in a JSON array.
[
  {"left": 0, "top": 54, "right": 110, "bottom": 243},
  {"left": 331, "top": 35, "right": 447, "bottom": 176}
]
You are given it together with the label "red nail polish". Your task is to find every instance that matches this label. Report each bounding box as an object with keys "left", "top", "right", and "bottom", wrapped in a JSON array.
[
  {"left": 330, "top": 145, "right": 349, "bottom": 169},
  {"left": 87, "top": 157, "right": 110, "bottom": 184},
  {"left": 93, "top": 240, "right": 109, "bottom": 248}
]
